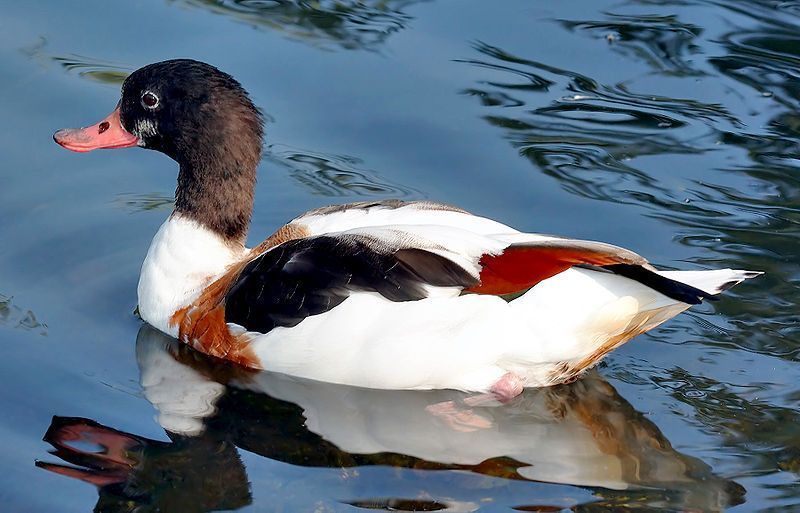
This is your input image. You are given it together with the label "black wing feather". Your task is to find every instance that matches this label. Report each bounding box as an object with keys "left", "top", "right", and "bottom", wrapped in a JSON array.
[{"left": 224, "top": 235, "right": 477, "bottom": 334}]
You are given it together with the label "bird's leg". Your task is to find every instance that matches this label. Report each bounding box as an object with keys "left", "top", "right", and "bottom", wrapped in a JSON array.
[{"left": 463, "top": 372, "right": 526, "bottom": 407}]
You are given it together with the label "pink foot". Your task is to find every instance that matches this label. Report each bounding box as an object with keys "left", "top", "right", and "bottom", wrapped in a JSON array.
[
  {"left": 490, "top": 372, "right": 526, "bottom": 402},
  {"left": 463, "top": 372, "right": 526, "bottom": 406}
]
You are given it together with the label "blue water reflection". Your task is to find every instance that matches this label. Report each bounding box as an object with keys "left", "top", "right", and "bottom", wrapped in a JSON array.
[{"left": 37, "top": 326, "right": 744, "bottom": 511}]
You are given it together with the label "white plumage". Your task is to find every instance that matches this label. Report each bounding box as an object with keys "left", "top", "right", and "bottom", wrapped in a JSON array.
[{"left": 136, "top": 202, "right": 760, "bottom": 392}]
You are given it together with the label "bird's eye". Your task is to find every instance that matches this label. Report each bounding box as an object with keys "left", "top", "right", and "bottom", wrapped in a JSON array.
[{"left": 141, "top": 91, "right": 159, "bottom": 109}]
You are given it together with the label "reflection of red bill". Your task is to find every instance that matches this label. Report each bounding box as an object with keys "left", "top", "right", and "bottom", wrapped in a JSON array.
[
  {"left": 53, "top": 106, "right": 139, "bottom": 152},
  {"left": 36, "top": 416, "right": 143, "bottom": 487}
]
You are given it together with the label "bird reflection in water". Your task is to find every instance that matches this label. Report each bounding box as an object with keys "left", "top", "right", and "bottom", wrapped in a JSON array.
[{"left": 37, "top": 325, "right": 744, "bottom": 512}]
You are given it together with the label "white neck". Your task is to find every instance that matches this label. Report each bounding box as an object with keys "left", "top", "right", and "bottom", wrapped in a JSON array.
[{"left": 137, "top": 213, "right": 245, "bottom": 337}]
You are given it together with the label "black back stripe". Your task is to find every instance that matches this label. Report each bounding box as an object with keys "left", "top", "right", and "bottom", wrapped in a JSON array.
[
  {"left": 603, "top": 264, "right": 713, "bottom": 305},
  {"left": 224, "top": 234, "right": 477, "bottom": 334}
]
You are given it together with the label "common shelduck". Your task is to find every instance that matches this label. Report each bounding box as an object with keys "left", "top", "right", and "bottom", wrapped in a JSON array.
[{"left": 53, "top": 59, "right": 760, "bottom": 400}]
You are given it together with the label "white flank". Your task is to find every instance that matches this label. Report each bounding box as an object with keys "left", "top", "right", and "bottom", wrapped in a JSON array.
[
  {"left": 246, "top": 262, "right": 759, "bottom": 391},
  {"left": 243, "top": 267, "right": 674, "bottom": 390}
]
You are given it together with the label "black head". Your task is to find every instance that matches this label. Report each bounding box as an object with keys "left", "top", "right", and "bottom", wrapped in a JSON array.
[
  {"left": 55, "top": 59, "right": 265, "bottom": 244},
  {"left": 118, "top": 59, "right": 263, "bottom": 165}
]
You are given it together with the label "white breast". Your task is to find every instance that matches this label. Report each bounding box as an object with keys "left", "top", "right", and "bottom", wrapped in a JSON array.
[{"left": 137, "top": 214, "right": 243, "bottom": 337}]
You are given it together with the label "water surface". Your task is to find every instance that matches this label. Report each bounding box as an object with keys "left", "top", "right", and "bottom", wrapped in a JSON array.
[{"left": 0, "top": 0, "right": 798, "bottom": 511}]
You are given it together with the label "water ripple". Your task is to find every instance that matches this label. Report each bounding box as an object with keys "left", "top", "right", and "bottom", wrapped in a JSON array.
[
  {"left": 561, "top": 14, "right": 704, "bottom": 75},
  {"left": 0, "top": 294, "right": 46, "bottom": 335},
  {"left": 266, "top": 145, "right": 420, "bottom": 198},
  {"left": 651, "top": 368, "right": 800, "bottom": 476},
  {"left": 175, "top": 0, "right": 425, "bottom": 50},
  {"left": 114, "top": 193, "right": 175, "bottom": 213},
  {"left": 49, "top": 54, "right": 130, "bottom": 85}
]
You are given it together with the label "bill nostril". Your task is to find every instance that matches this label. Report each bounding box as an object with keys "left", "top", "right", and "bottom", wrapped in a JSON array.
[{"left": 98, "top": 121, "right": 110, "bottom": 134}]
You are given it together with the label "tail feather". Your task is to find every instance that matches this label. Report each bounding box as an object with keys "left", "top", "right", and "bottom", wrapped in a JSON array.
[
  {"left": 658, "top": 269, "right": 763, "bottom": 296},
  {"left": 510, "top": 266, "right": 762, "bottom": 382}
]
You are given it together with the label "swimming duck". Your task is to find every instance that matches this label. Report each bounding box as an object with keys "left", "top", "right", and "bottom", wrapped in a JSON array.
[{"left": 53, "top": 59, "right": 759, "bottom": 399}]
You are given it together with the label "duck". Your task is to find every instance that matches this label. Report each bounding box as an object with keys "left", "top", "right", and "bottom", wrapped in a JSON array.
[{"left": 53, "top": 59, "right": 760, "bottom": 400}]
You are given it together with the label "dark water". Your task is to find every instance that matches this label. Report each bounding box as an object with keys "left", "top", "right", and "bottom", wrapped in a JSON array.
[{"left": 0, "top": 0, "right": 798, "bottom": 511}]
